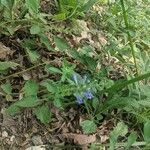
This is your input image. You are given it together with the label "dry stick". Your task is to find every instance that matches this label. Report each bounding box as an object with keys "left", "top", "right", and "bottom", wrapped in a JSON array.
[
  {"left": 120, "top": 0, "right": 139, "bottom": 75},
  {"left": 0, "top": 61, "right": 51, "bottom": 82}
]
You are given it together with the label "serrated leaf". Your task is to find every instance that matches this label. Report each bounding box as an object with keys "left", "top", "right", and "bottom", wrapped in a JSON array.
[
  {"left": 26, "top": 49, "right": 40, "bottom": 63},
  {"left": 1, "top": 82, "right": 12, "bottom": 94},
  {"left": 45, "top": 65, "right": 62, "bottom": 74},
  {"left": 144, "top": 121, "right": 150, "bottom": 143},
  {"left": 0, "top": 61, "right": 19, "bottom": 71},
  {"left": 80, "top": 120, "right": 96, "bottom": 134},
  {"left": 34, "top": 104, "right": 51, "bottom": 124},
  {"left": 24, "top": 80, "right": 39, "bottom": 96},
  {"left": 54, "top": 37, "right": 70, "bottom": 51},
  {"left": 25, "top": 0, "right": 39, "bottom": 14},
  {"left": 15, "top": 96, "right": 39, "bottom": 107}
]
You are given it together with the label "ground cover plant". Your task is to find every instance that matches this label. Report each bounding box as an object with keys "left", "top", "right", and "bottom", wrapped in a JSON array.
[{"left": 0, "top": 0, "right": 150, "bottom": 149}]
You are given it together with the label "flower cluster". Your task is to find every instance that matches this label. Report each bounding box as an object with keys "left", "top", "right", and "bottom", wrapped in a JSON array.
[{"left": 72, "top": 74, "right": 94, "bottom": 104}]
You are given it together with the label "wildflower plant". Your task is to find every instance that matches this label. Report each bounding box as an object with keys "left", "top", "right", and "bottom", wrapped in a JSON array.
[{"left": 71, "top": 74, "right": 94, "bottom": 104}]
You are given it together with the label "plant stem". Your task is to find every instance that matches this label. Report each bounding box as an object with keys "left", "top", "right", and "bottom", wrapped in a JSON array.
[
  {"left": 0, "top": 61, "right": 51, "bottom": 82},
  {"left": 120, "top": 0, "right": 139, "bottom": 75}
]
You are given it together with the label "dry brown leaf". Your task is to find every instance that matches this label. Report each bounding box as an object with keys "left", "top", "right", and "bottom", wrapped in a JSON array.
[
  {"left": 1, "top": 108, "right": 18, "bottom": 134},
  {"left": 31, "top": 135, "right": 43, "bottom": 145},
  {"left": 98, "top": 33, "right": 107, "bottom": 46},
  {"left": 73, "top": 20, "right": 94, "bottom": 44},
  {"left": 61, "top": 133, "right": 96, "bottom": 145},
  {"left": 0, "top": 42, "right": 13, "bottom": 59}
]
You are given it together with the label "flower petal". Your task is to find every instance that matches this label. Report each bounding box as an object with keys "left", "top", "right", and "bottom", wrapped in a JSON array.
[
  {"left": 84, "top": 90, "right": 94, "bottom": 99},
  {"left": 72, "top": 74, "right": 78, "bottom": 84},
  {"left": 75, "top": 95, "right": 83, "bottom": 104}
]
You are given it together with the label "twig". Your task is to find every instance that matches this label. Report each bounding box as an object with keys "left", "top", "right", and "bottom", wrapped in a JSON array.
[{"left": 0, "top": 61, "right": 51, "bottom": 82}]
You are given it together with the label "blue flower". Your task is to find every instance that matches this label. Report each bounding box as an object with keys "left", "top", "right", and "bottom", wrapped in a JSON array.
[
  {"left": 72, "top": 74, "right": 78, "bottom": 84},
  {"left": 72, "top": 73, "right": 94, "bottom": 104},
  {"left": 84, "top": 89, "right": 94, "bottom": 99},
  {"left": 74, "top": 94, "right": 84, "bottom": 104}
]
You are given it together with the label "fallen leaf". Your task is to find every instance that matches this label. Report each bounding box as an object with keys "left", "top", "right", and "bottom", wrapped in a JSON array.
[
  {"left": 60, "top": 133, "right": 96, "bottom": 145},
  {"left": 32, "top": 135, "right": 43, "bottom": 145},
  {"left": 0, "top": 42, "right": 13, "bottom": 59},
  {"left": 1, "top": 108, "right": 17, "bottom": 134}
]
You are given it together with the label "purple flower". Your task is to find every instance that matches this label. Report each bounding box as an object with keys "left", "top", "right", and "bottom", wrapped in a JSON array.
[
  {"left": 84, "top": 90, "right": 94, "bottom": 99},
  {"left": 74, "top": 94, "right": 84, "bottom": 104}
]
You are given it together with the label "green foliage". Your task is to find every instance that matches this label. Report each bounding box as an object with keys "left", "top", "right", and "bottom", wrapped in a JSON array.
[
  {"left": 80, "top": 120, "right": 96, "bottom": 134},
  {"left": 24, "top": 80, "right": 39, "bottom": 96},
  {"left": 0, "top": 61, "right": 19, "bottom": 71},
  {"left": 26, "top": 48, "right": 40, "bottom": 63},
  {"left": 126, "top": 132, "right": 137, "bottom": 150},
  {"left": 1, "top": 82, "right": 12, "bottom": 94},
  {"left": 54, "top": 0, "right": 98, "bottom": 20},
  {"left": 25, "top": 0, "right": 40, "bottom": 14},
  {"left": 34, "top": 104, "right": 51, "bottom": 124},
  {"left": 54, "top": 37, "right": 70, "bottom": 51},
  {"left": 109, "top": 122, "right": 128, "bottom": 150},
  {"left": 144, "top": 121, "right": 150, "bottom": 143},
  {"left": 1, "top": 82, "right": 13, "bottom": 101}
]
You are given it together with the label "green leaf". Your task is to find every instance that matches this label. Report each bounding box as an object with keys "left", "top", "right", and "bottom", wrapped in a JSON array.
[
  {"left": 53, "top": 98, "right": 63, "bottom": 108},
  {"left": 126, "top": 132, "right": 137, "bottom": 150},
  {"left": 15, "top": 96, "right": 40, "bottom": 107},
  {"left": 1, "top": 82, "right": 12, "bottom": 94},
  {"left": 45, "top": 65, "right": 62, "bottom": 74},
  {"left": 26, "top": 49, "right": 40, "bottom": 63},
  {"left": 54, "top": 37, "right": 70, "bottom": 51},
  {"left": 34, "top": 104, "right": 51, "bottom": 124},
  {"left": 80, "top": 120, "right": 96, "bottom": 134},
  {"left": 25, "top": 0, "right": 39, "bottom": 14},
  {"left": 53, "top": 13, "right": 66, "bottom": 20},
  {"left": 144, "top": 121, "right": 150, "bottom": 143},
  {"left": 24, "top": 80, "right": 39, "bottom": 96},
  {"left": 80, "top": 0, "right": 98, "bottom": 12},
  {"left": 1, "top": 0, "right": 14, "bottom": 9},
  {"left": 30, "top": 25, "right": 42, "bottom": 34},
  {"left": 109, "top": 122, "right": 128, "bottom": 150},
  {"left": 6, "top": 104, "right": 21, "bottom": 115},
  {"left": 138, "top": 100, "right": 150, "bottom": 107},
  {"left": 0, "top": 61, "right": 19, "bottom": 71},
  {"left": 40, "top": 34, "right": 53, "bottom": 51},
  {"left": 46, "top": 83, "right": 57, "bottom": 93},
  {"left": 107, "top": 72, "right": 150, "bottom": 95}
]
